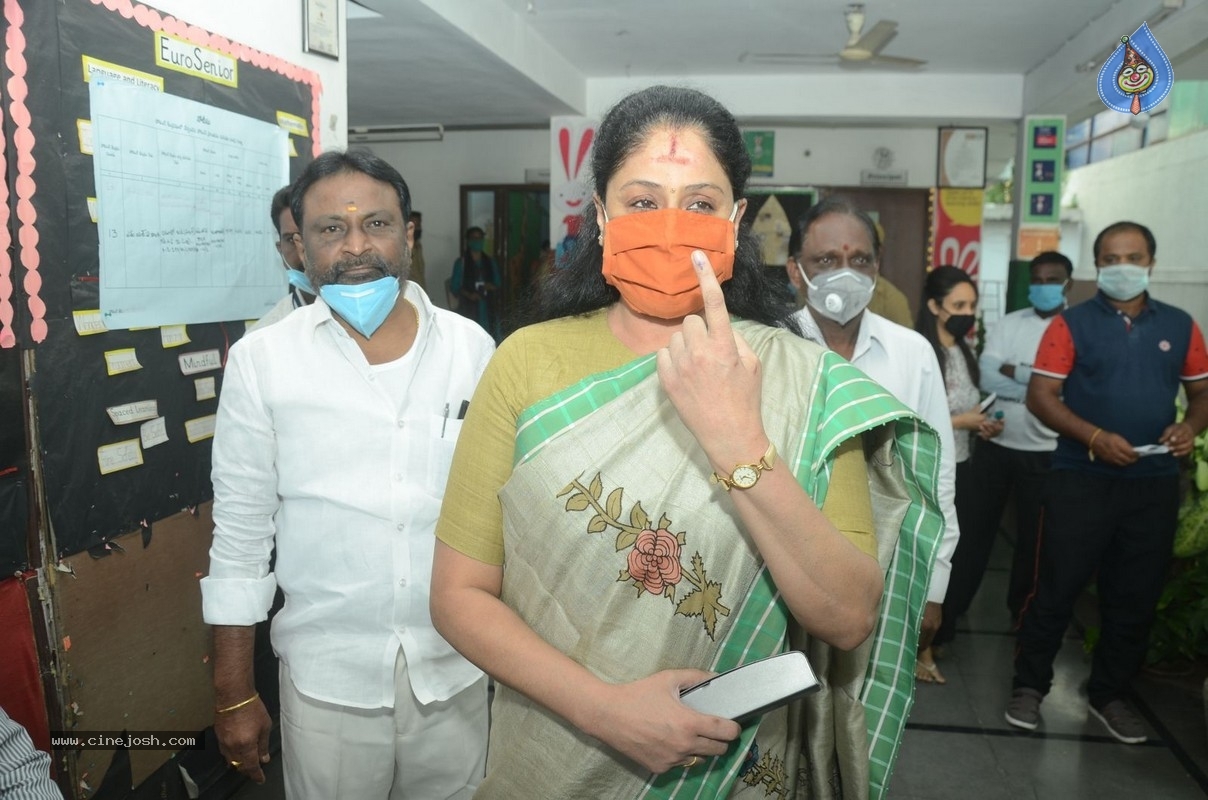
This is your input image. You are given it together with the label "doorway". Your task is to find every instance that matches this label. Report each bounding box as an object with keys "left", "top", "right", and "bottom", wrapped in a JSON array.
[
  {"left": 459, "top": 184, "right": 550, "bottom": 338},
  {"left": 819, "top": 187, "right": 931, "bottom": 322}
]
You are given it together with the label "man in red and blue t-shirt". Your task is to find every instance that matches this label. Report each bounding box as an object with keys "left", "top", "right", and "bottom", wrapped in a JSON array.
[{"left": 1004, "top": 221, "right": 1208, "bottom": 744}]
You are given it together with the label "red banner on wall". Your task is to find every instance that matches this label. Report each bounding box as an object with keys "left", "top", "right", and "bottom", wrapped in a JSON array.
[{"left": 932, "top": 188, "right": 985, "bottom": 277}]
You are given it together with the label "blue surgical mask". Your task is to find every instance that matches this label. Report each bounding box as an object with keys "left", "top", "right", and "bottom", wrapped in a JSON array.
[
  {"left": 1028, "top": 282, "right": 1066, "bottom": 312},
  {"left": 319, "top": 275, "right": 400, "bottom": 337},
  {"left": 286, "top": 269, "right": 316, "bottom": 296},
  {"left": 1097, "top": 264, "right": 1150, "bottom": 301}
]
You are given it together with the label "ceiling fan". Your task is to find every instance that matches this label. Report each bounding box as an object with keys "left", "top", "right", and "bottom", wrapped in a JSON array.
[{"left": 740, "top": 4, "right": 926, "bottom": 69}]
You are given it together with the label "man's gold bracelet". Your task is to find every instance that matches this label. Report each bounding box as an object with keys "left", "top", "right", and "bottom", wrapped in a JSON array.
[
  {"left": 216, "top": 692, "right": 259, "bottom": 714},
  {"left": 1087, "top": 427, "right": 1104, "bottom": 462}
]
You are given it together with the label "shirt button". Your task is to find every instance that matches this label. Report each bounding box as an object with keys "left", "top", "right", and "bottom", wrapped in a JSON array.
[
  {"left": 396, "top": 523, "right": 404, "bottom": 532},
  {"left": 394, "top": 473, "right": 403, "bottom": 482},
  {"left": 399, "top": 578, "right": 408, "bottom": 587},
  {"left": 397, "top": 419, "right": 405, "bottom": 428}
]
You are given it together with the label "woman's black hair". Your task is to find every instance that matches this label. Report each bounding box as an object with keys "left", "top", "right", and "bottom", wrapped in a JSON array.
[
  {"left": 519, "top": 85, "right": 797, "bottom": 335},
  {"left": 916, "top": 265, "right": 980, "bottom": 385}
]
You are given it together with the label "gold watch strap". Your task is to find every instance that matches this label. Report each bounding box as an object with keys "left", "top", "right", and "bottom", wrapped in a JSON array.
[{"left": 711, "top": 440, "right": 776, "bottom": 491}]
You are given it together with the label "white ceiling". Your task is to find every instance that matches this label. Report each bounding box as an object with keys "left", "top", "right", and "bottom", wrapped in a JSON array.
[{"left": 346, "top": 0, "right": 1208, "bottom": 130}]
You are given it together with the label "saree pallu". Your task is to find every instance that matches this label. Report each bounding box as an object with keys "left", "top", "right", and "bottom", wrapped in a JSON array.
[{"left": 477, "top": 322, "right": 943, "bottom": 800}]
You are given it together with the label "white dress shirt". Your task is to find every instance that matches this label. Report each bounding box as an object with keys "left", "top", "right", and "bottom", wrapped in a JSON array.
[
  {"left": 793, "top": 308, "right": 960, "bottom": 604},
  {"left": 202, "top": 282, "right": 495, "bottom": 709},
  {"left": 978, "top": 306, "right": 1060, "bottom": 452},
  {"left": 246, "top": 285, "right": 309, "bottom": 333}
]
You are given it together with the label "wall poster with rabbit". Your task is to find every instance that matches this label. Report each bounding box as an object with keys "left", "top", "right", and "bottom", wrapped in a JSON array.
[{"left": 550, "top": 117, "right": 598, "bottom": 270}]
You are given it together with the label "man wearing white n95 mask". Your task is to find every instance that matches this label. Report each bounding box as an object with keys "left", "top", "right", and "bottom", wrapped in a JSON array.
[
  {"left": 202, "top": 150, "right": 494, "bottom": 798},
  {"left": 786, "top": 196, "right": 960, "bottom": 682}
]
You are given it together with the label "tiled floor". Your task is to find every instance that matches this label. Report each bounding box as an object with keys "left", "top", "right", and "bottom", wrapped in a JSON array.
[
  {"left": 227, "top": 534, "right": 1208, "bottom": 799},
  {"left": 891, "top": 534, "right": 1208, "bottom": 799}
]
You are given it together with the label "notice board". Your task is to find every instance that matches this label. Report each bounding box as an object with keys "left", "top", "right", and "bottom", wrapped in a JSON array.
[{"left": 1, "top": 0, "right": 320, "bottom": 558}]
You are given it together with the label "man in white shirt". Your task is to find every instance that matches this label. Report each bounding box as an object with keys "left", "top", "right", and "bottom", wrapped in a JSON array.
[
  {"left": 785, "top": 196, "right": 961, "bottom": 684},
  {"left": 202, "top": 150, "right": 495, "bottom": 798},
  {"left": 962, "top": 252, "right": 1069, "bottom": 621},
  {"left": 248, "top": 185, "right": 314, "bottom": 332}
]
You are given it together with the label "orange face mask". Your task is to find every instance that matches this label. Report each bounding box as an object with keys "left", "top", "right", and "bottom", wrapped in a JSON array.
[{"left": 601, "top": 207, "right": 737, "bottom": 319}]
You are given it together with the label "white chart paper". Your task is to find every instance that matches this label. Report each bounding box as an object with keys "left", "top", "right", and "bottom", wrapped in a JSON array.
[{"left": 90, "top": 81, "right": 288, "bottom": 328}]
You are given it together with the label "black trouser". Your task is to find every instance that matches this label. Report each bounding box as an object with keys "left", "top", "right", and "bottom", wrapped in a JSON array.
[
  {"left": 936, "top": 441, "right": 1051, "bottom": 645},
  {"left": 1012, "top": 469, "right": 1179, "bottom": 708}
]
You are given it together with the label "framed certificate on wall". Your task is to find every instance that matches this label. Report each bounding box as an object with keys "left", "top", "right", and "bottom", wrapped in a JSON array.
[
  {"left": 937, "top": 127, "right": 987, "bottom": 189},
  {"left": 304, "top": 0, "right": 339, "bottom": 59}
]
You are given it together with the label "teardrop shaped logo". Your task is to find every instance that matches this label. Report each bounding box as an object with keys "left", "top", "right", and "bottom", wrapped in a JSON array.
[{"left": 1097, "top": 22, "right": 1173, "bottom": 115}]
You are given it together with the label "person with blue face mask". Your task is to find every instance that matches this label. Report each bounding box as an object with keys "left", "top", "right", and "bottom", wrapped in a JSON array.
[
  {"left": 785, "top": 197, "right": 962, "bottom": 686},
  {"left": 450, "top": 226, "right": 501, "bottom": 338},
  {"left": 938, "top": 252, "right": 1070, "bottom": 657},
  {"left": 1007, "top": 222, "right": 1208, "bottom": 746},
  {"left": 247, "top": 184, "right": 317, "bottom": 332},
  {"left": 204, "top": 150, "right": 495, "bottom": 798}
]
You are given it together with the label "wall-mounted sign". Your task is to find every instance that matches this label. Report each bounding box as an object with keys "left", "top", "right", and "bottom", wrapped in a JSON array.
[
  {"left": 1017, "top": 226, "right": 1061, "bottom": 259},
  {"left": 1022, "top": 116, "right": 1066, "bottom": 225},
  {"left": 743, "top": 131, "right": 775, "bottom": 177},
  {"left": 304, "top": 0, "right": 340, "bottom": 59},
  {"left": 860, "top": 169, "right": 909, "bottom": 187},
  {"left": 937, "top": 127, "right": 987, "bottom": 188}
]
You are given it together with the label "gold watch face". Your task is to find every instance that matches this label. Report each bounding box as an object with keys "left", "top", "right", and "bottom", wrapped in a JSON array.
[{"left": 731, "top": 465, "right": 760, "bottom": 489}]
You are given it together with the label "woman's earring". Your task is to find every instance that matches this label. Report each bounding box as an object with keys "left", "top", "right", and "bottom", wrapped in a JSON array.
[{"left": 598, "top": 234, "right": 604, "bottom": 246}]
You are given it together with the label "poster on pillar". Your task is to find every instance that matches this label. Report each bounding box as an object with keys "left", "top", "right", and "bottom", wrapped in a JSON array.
[
  {"left": 550, "top": 117, "right": 597, "bottom": 270},
  {"left": 932, "top": 188, "right": 984, "bottom": 277},
  {"left": 4, "top": 0, "right": 321, "bottom": 556}
]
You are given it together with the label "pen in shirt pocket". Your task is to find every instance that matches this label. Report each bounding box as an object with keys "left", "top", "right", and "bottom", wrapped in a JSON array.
[
  {"left": 457, "top": 400, "right": 469, "bottom": 420},
  {"left": 441, "top": 402, "right": 449, "bottom": 438}
]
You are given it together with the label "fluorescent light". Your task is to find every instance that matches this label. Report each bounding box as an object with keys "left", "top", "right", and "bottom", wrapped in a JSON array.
[{"left": 348, "top": 124, "right": 444, "bottom": 143}]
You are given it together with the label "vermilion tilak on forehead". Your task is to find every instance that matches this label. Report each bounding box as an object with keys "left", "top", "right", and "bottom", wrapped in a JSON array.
[{"left": 656, "top": 133, "right": 689, "bottom": 164}]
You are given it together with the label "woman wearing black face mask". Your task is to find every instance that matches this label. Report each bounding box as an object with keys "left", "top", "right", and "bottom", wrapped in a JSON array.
[{"left": 914, "top": 264, "right": 1004, "bottom": 682}]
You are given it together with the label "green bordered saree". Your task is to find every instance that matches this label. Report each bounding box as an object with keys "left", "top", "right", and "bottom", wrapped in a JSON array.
[{"left": 477, "top": 321, "right": 942, "bottom": 800}]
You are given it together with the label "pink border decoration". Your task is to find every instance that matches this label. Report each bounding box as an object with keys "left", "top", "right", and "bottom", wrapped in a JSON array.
[
  {"left": 5, "top": 0, "right": 40, "bottom": 344},
  {"left": 103, "top": 0, "right": 324, "bottom": 156},
  {"left": 0, "top": 0, "right": 325, "bottom": 348},
  {"left": 0, "top": 14, "right": 12, "bottom": 349}
]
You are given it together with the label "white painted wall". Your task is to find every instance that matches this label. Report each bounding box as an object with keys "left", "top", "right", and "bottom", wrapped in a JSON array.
[
  {"left": 748, "top": 127, "right": 938, "bottom": 189},
  {"left": 587, "top": 73, "right": 1025, "bottom": 123},
  {"left": 379, "top": 122, "right": 1020, "bottom": 307},
  {"left": 1064, "top": 128, "right": 1208, "bottom": 325},
  {"left": 143, "top": 0, "right": 348, "bottom": 150},
  {"left": 370, "top": 130, "right": 550, "bottom": 305}
]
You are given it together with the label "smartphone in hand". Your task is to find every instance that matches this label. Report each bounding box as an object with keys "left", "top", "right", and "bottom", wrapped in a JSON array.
[{"left": 679, "top": 651, "right": 820, "bottom": 722}]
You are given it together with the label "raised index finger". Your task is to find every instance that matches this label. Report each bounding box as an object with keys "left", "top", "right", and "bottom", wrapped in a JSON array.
[{"left": 691, "top": 250, "right": 734, "bottom": 342}]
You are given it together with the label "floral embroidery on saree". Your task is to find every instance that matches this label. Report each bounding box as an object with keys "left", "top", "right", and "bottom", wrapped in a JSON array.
[{"left": 558, "top": 472, "right": 731, "bottom": 638}]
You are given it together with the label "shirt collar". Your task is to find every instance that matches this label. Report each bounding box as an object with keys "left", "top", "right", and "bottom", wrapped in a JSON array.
[
  {"left": 791, "top": 306, "right": 875, "bottom": 359},
  {"left": 1092, "top": 290, "right": 1153, "bottom": 317}
]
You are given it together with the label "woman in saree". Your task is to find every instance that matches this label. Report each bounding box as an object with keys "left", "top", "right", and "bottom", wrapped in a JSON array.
[{"left": 431, "top": 85, "right": 944, "bottom": 800}]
